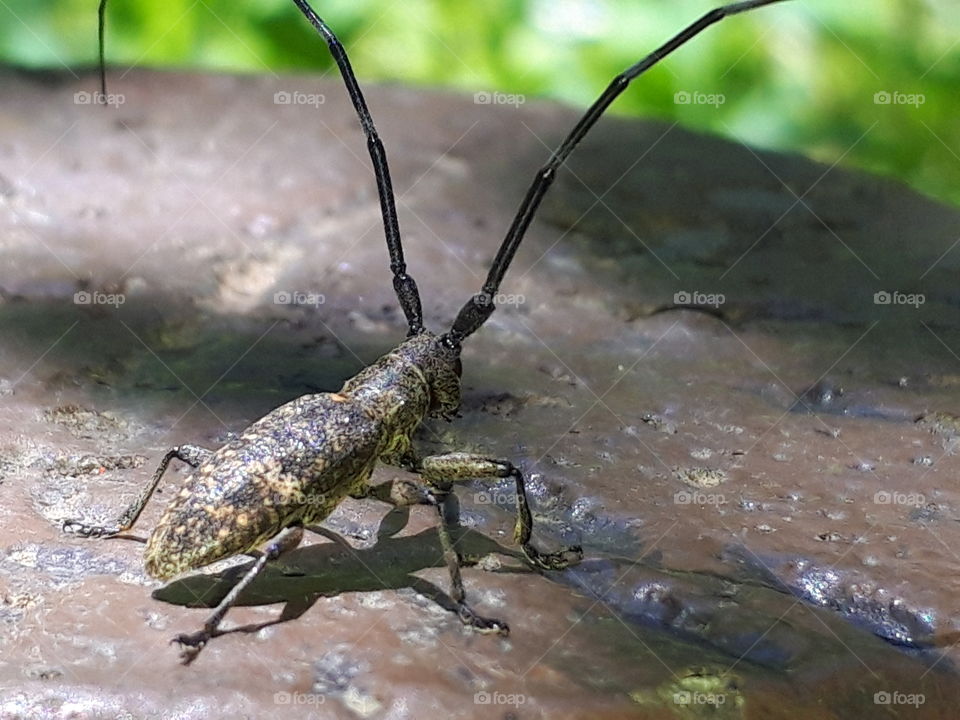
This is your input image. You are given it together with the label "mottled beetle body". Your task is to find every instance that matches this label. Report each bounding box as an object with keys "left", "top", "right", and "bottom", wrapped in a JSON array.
[
  {"left": 145, "top": 333, "right": 459, "bottom": 580},
  {"left": 144, "top": 396, "right": 374, "bottom": 580},
  {"left": 69, "top": 0, "right": 790, "bottom": 664}
]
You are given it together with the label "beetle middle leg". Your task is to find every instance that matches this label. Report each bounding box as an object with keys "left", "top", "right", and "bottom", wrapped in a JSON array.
[
  {"left": 362, "top": 475, "right": 510, "bottom": 633},
  {"left": 172, "top": 524, "right": 304, "bottom": 666},
  {"left": 63, "top": 443, "right": 212, "bottom": 538},
  {"left": 417, "top": 452, "right": 583, "bottom": 571},
  {"left": 432, "top": 491, "right": 511, "bottom": 634},
  {"left": 395, "top": 452, "right": 582, "bottom": 634}
]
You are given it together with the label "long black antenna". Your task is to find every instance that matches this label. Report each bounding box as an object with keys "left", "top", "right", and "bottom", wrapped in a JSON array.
[
  {"left": 95, "top": 0, "right": 423, "bottom": 333},
  {"left": 98, "top": 0, "right": 108, "bottom": 99},
  {"left": 443, "top": 0, "right": 791, "bottom": 348},
  {"left": 291, "top": 0, "right": 423, "bottom": 335}
]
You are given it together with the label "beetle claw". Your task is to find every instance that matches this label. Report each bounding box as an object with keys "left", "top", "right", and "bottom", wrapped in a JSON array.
[
  {"left": 62, "top": 519, "right": 118, "bottom": 538},
  {"left": 522, "top": 543, "right": 583, "bottom": 571},
  {"left": 171, "top": 631, "right": 209, "bottom": 666},
  {"left": 458, "top": 605, "right": 510, "bottom": 636}
]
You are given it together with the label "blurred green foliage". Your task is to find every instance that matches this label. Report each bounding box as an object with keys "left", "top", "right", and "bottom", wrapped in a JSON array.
[{"left": 1, "top": 0, "right": 957, "bottom": 206}]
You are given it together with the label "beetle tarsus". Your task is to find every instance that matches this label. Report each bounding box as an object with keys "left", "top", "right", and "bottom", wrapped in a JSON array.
[
  {"left": 522, "top": 543, "right": 584, "bottom": 571},
  {"left": 172, "top": 631, "right": 209, "bottom": 666},
  {"left": 62, "top": 519, "right": 119, "bottom": 538},
  {"left": 457, "top": 604, "right": 510, "bottom": 636}
]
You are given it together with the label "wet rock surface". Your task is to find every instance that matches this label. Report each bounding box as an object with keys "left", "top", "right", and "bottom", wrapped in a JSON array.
[{"left": 2, "top": 69, "right": 960, "bottom": 718}]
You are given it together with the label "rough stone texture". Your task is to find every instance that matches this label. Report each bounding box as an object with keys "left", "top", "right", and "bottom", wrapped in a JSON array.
[{"left": 2, "top": 69, "right": 960, "bottom": 718}]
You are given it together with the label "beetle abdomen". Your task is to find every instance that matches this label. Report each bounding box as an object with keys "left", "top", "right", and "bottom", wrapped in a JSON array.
[{"left": 145, "top": 393, "right": 382, "bottom": 580}]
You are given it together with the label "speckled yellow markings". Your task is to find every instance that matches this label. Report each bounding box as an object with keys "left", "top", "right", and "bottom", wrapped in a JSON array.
[{"left": 142, "top": 332, "right": 462, "bottom": 581}]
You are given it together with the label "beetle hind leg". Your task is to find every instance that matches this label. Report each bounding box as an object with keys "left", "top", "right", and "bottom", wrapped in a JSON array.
[
  {"left": 62, "top": 443, "right": 212, "bottom": 538},
  {"left": 172, "top": 524, "right": 304, "bottom": 665}
]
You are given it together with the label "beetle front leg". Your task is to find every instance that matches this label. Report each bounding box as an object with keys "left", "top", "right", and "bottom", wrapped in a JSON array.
[
  {"left": 417, "top": 452, "right": 583, "bottom": 571},
  {"left": 63, "top": 444, "right": 212, "bottom": 538}
]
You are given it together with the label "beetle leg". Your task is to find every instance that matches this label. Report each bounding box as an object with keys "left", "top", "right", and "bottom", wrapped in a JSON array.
[
  {"left": 433, "top": 492, "right": 510, "bottom": 635},
  {"left": 63, "top": 444, "right": 212, "bottom": 538},
  {"left": 356, "top": 471, "right": 506, "bottom": 631},
  {"left": 417, "top": 452, "right": 583, "bottom": 571},
  {"left": 364, "top": 476, "right": 437, "bottom": 507},
  {"left": 172, "top": 524, "right": 304, "bottom": 666}
]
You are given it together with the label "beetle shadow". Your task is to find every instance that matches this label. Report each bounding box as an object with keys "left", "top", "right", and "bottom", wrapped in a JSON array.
[{"left": 150, "top": 503, "right": 545, "bottom": 637}]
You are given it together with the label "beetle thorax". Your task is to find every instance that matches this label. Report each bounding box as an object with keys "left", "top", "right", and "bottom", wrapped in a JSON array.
[{"left": 340, "top": 331, "right": 461, "bottom": 433}]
